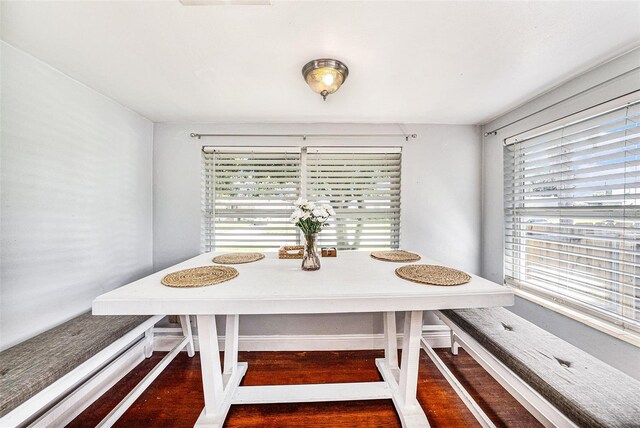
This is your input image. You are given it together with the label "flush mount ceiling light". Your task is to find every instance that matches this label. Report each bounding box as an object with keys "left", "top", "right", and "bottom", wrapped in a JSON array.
[{"left": 302, "top": 59, "right": 349, "bottom": 100}]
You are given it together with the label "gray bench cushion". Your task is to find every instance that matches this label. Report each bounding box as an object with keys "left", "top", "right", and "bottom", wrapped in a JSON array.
[
  {"left": 440, "top": 307, "right": 640, "bottom": 428},
  {"left": 0, "top": 312, "right": 150, "bottom": 417}
]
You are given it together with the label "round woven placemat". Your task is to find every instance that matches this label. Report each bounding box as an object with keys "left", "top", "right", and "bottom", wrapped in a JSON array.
[
  {"left": 395, "top": 264, "right": 471, "bottom": 286},
  {"left": 212, "top": 252, "right": 265, "bottom": 264},
  {"left": 371, "top": 250, "right": 421, "bottom": 263},
  {"left": 161, "top": 266, "right": 239, "bottom": 288}
]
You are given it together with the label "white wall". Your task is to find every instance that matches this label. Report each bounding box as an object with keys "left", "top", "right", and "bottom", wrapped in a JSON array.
[
  {"left": 481, "top": 48, "right": 640, "bottom": 379},
  {"left": 153, "top": 122, "right": 482, "bottom": 335},
  {"left": 0, "top": 42, "right": 154, "bottom": 350}
]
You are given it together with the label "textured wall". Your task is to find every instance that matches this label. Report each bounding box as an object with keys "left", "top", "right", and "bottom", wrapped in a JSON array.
[{"left": 0, "top": 43, "right": 154, "bottom": 350}]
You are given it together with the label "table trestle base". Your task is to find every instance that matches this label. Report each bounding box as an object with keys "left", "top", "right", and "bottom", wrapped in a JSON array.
[
  {"left": 195, "top": 311, "right": 429, "bottom": 428},
  {"left": 195, "top": 362, "right": 247, "bottom": 428},
  {"left": 376, "top": 358, "right": 430, "bottom": 427},
  {"left": 233, "top": 381, "right": 392, "bottom": 404}
]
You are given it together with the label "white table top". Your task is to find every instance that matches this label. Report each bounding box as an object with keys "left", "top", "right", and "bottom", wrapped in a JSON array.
[{"left": 93, "top": 251, "right": 513, "bottom": 316}]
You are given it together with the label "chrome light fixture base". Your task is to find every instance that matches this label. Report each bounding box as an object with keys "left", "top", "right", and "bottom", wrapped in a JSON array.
[{"left": 302, "top": 58, "right": 349, "bottom": 100}]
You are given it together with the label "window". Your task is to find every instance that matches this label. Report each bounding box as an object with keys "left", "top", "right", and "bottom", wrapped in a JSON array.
[
  {"left": 202, "top": 148, "right": 301, "bottom": 251},
  {"left": 504, "top": 99, "right": 639, "bottom": 339},
  {"left": 306, "top": 148, "right": 401, "bottom": 250},
  {"left": 202, "top": 146, "right": 402, "bottom": 252}
]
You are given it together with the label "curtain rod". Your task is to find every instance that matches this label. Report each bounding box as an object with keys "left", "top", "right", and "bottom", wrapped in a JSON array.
[{"left": 190, "top": 132, "right": 418, "bottom": 141}]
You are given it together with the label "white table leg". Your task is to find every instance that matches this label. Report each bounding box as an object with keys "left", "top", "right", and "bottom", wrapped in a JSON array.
[
  {"left": 399, "top": 310, "right": 423, "bottom": 405},
  {"left": 195, "top": 315, "right": 247, "bottom": 428},
  {"left": 197, "top": 315, "right": 224, "bottom": 415},
  {"left": 224, "top": 315, "right": 239, "bottom": 379},
  {"left": 180, "top": 315, "right": 195, "bottom": 357},
  {"left": 376, "top": 310, "right": 429, "bottom": 428},
  {"left": 383, "top": 311, "right": 399, "bottom": 373}
]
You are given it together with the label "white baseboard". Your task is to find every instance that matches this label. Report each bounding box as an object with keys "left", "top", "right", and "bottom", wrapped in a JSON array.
[{"left": 153, "top": 328, "right": 451, "bottom": 352}]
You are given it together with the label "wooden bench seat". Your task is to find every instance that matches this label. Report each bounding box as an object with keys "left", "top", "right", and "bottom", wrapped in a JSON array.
[
  {"left": 0, "top": 313, "right": 151, "bottom": 419},
  {"left": 436, "top": 307, "right": 640, "bottom": 428}
]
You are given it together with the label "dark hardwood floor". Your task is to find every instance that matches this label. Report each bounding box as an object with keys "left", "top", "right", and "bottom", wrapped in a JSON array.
[{"left": 68, "top": 349, "right": 542, "bottom": 427}]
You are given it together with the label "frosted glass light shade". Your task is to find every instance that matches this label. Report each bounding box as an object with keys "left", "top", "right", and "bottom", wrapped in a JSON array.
[
  {"left": 305, "top": 67, "right": 344, "bottom": 96},
  {"left": 302, "top": 59, "right": 349, "bottom": 100}
]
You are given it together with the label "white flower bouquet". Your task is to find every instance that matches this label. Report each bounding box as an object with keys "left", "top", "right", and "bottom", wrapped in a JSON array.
[{"left": 289, "top": 198, "right": 336, "bottom": 235}]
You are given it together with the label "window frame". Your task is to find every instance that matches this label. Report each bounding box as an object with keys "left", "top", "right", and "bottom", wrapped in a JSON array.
[
  {"left": 502, "top": 94, "right": 640, "bottom": 346},
  {"left": 201, "top": 147, "right": 302, "bottom": 252},
  {"left": 202, "top": 145, "right": 402, "bottom": 253}
]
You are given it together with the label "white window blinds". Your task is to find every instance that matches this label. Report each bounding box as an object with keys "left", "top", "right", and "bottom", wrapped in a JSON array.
[
  {"left": 306, "top": 148, "right": 401, "bottom": 250},
  {"left": 504, "top": 99, "right": 640, "bottom": 336},
  {"left": 202, "top": 149, "right": 301, "bottom": 251},
  {"left": 202, "top": 146, "right": 402, "bottom": 252}
]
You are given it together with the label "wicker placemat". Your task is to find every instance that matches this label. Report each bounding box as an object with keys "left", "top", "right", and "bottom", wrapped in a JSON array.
[
  {"left": 371, "top": 250, "right": 421, "bottom": 263},
  {"left": 161, "top": 266, "right": 239, "bottom": 288},
  {"left": 395, "top": 265, "right": 471, "bottom": 286},
  {"left": 212, "top": 252, "right": 265, "bottom": 264}
]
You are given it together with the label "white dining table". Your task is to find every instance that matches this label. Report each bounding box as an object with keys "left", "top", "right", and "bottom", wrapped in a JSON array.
[{"left": 93, "top": 251, "right": 513, "bottom": 428}]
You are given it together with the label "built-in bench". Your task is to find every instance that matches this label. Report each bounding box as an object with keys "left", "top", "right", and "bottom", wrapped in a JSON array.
[
  {"left": 0, "top": 312, "right": 194, "bottom": 428},
  {"left": 422, "top": 307, "right": 640, "bottom": 428}
]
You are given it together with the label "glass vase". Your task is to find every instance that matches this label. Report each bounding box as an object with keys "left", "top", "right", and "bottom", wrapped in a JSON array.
[{"left": 302, "top": 233, "right": 321, "bottom": 271}]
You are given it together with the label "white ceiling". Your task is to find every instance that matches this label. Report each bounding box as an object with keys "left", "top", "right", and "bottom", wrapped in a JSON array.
[{"left": 1, "top": 1, "right": 639, "bottom": 124}]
